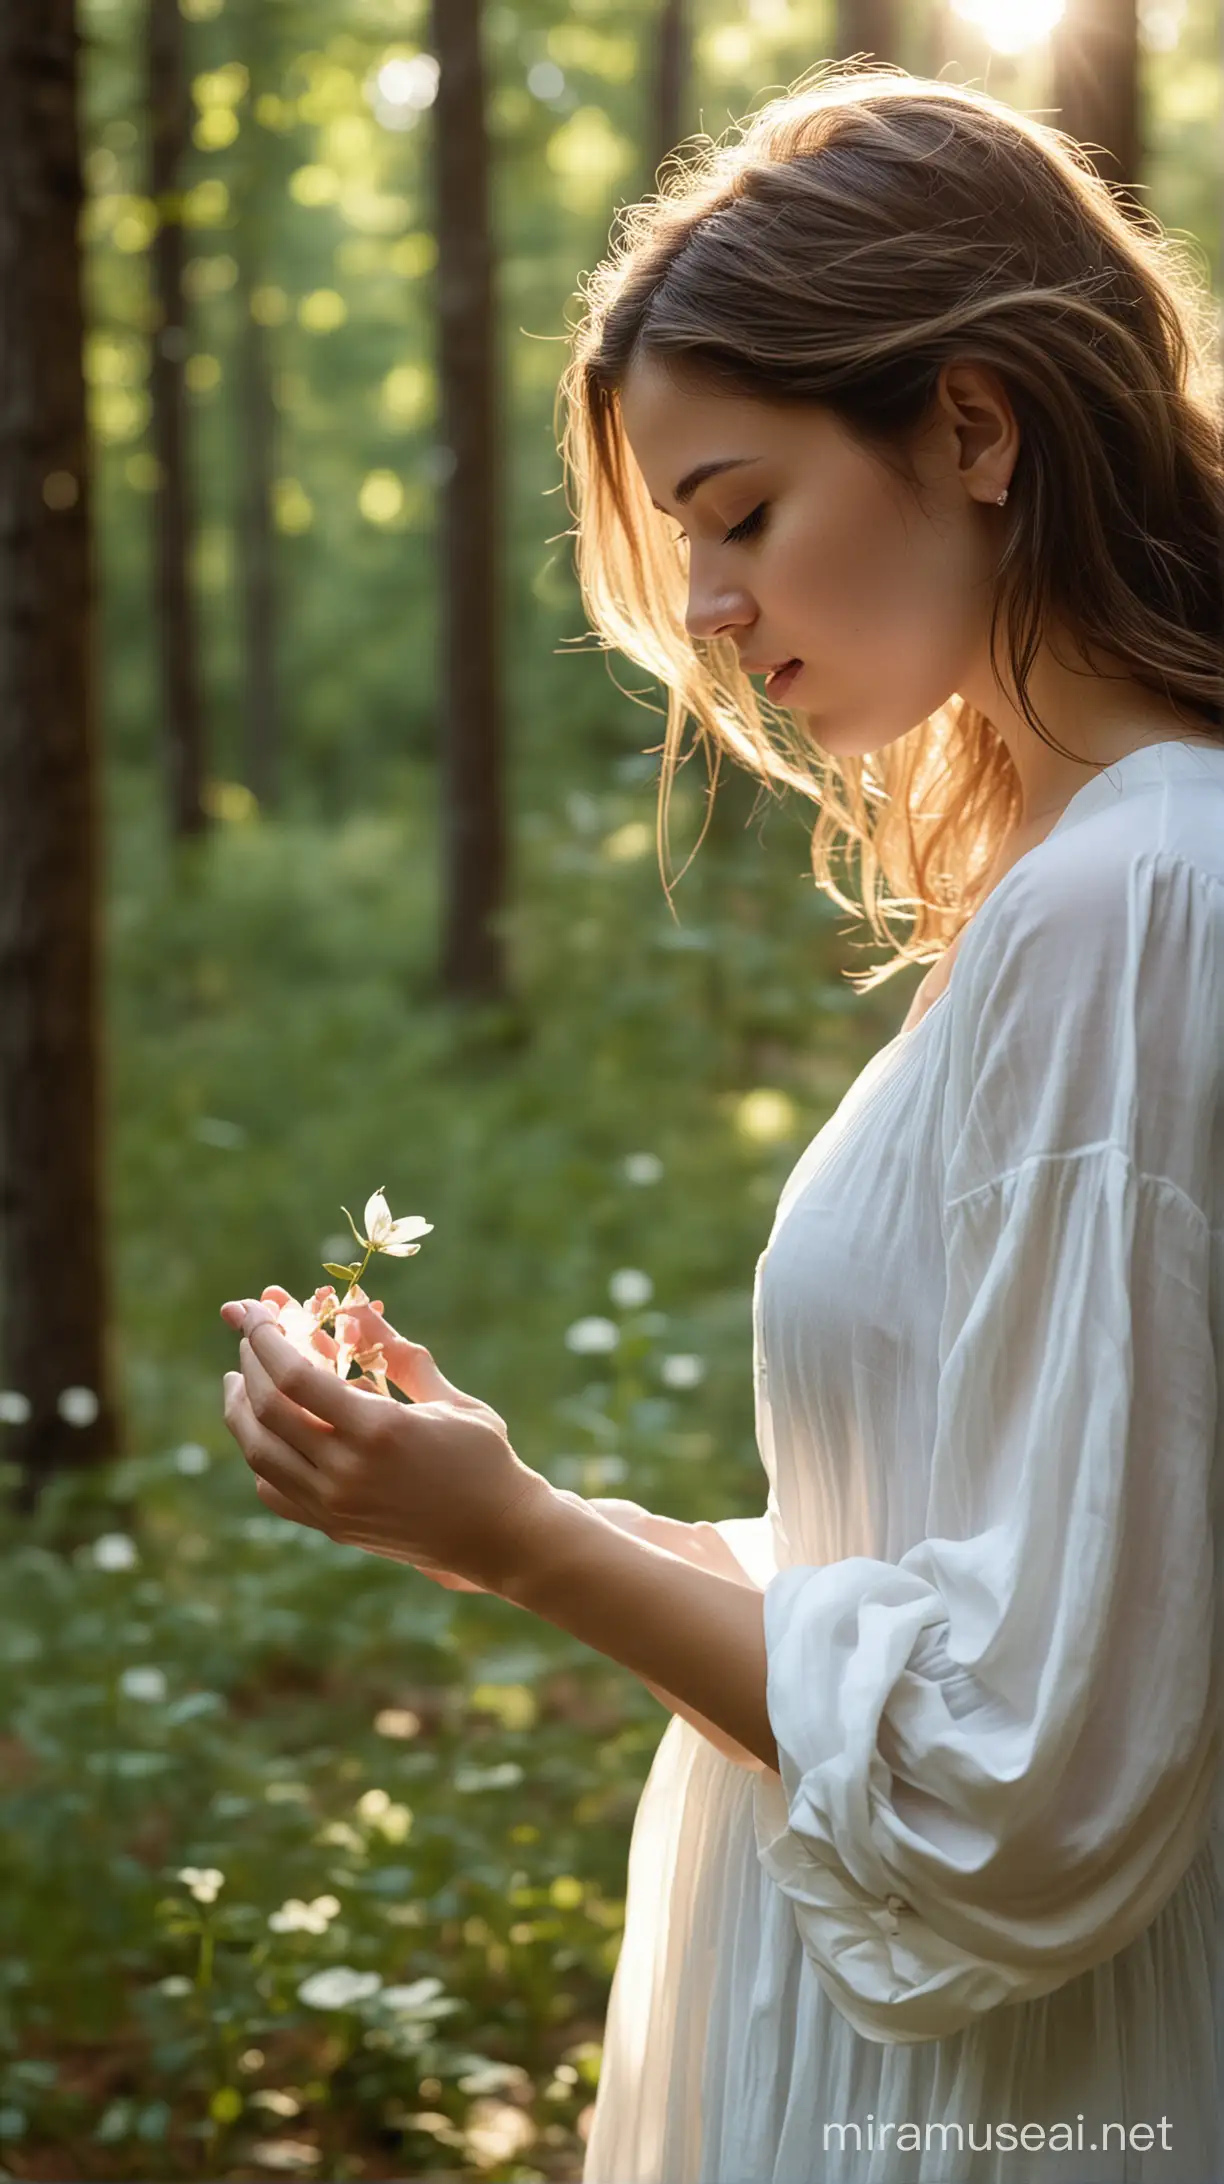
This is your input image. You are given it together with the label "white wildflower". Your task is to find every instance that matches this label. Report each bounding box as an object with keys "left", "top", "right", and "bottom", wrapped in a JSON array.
[
  {"left": 250, "top": 2089, "right": 302, "bottom": 2117},
  {"left": 268, "top": 1894, "right": 339, "bottom": 1934},
  {"left": 609, "top": 1267, "right": 653, "bottom": 1310},
  {"left": 622, "top": 1152, "right": 663, "bottom": 1185},
  {"left": 342, "top": 1187, "right": 432, "bottom": 1258},
  {"left": 0, "top": 1391, "right": 31, "bottom": 1425},
  {"left": 250, "top": 2139, "right": 319, "bottom": 2170},
  {"left": 177, "top": 1866, "right": 225, "bottom": 1904},
  {"left": 58, "top": 1386, "right": 99, "bottom": 1427},
  {"left": 92, "top": 1532, "right": 138, "bottom": 1571},
  {"left": 379, "top": 1975, "right": 444, "bottom": 2012},
  {"left": 119, "top": 1665, "right": 167, "bottom": 1703},
  {"left": 661, "top": 1353, "right": 706, "bottom": 1389},
  {"left": 373, "top": 1707, "right": 420, "bottom": 1739},
  {"left": 297, "top": 1966, "right": 382, "bottom": 2011},
  {"left": 174, "top": 1442, "right": 210, "bottom": 1474},
  {"left": 564, "top": 1316, "right": 619, "bottom": 1356}
]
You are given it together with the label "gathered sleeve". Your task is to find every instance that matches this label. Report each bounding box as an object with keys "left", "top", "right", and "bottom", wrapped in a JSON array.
[{"left": 752, "top": 847, "right": 1224, "bottom": 2042}]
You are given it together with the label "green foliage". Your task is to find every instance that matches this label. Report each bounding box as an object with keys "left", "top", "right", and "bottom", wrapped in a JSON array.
[{"left": 2, "top": 747, "right": 897, "bottom": 2175}]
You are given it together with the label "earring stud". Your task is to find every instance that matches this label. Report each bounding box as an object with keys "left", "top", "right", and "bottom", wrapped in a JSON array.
[{"left": 996, "top": 488, "right": 1009, "bottom": 506}]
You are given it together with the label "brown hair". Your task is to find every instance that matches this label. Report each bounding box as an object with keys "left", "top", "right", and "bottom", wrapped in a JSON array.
[{"left": 554, "top": 63, "right": 1224, "bottom": 990}]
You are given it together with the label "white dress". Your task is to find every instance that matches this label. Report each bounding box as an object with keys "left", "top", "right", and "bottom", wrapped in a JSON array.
[{"left": 583, "top": 738, "right": 1223, "bottom": 2184}]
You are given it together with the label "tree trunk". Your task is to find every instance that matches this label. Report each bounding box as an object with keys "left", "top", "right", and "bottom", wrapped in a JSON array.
[
  {"left": 147, "top": 0, "right": 207, "bottom": 838},
  {"left": 235, "top": 262, "right": 279, "bottom": 809},
  {"left": 1050, "top": 0, "right": 1141, "bottom": 199},
  {"left": 234, "top": 8, "right": 279, "bottom": 811},
  {"left": 0, "top": 0, "right": 119, "bottom": 1511},
  {"left": 430, "top": 0, "right": 508, "bottom": 1002},
  {"left": 835, "top": 0, "right": 903, "bottom": 69},
  {"left": 651, "top": 0, "right": 689, "bottom": 186}
]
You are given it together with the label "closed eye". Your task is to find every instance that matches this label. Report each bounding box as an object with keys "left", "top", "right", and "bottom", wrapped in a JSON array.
[
  {"left": 665, "top": 502, "right": 770, "bottom": 549},
  {"left": 723, "top": 502, "right": 768, "bottom": 545}
]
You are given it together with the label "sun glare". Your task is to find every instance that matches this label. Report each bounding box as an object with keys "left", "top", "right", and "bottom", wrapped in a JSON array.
[{"left": 952, "top": 0, "right": 1067, "bottom": 53}]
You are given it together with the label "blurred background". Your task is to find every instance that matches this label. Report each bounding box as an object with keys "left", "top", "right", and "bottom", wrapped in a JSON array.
[{"left": 0, "top": 0, "right": 1219, "bottom": 2175}]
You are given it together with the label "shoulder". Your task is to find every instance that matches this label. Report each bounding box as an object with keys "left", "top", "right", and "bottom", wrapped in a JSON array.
[
  {"left": 955, "top": 830, "right": 1224, "bottom": 1047},
  {"left": 942, "top": 832, "right": 1224, "bottom": 1207}
]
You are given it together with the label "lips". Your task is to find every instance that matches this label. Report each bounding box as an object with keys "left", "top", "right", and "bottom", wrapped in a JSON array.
[{"left": 763, "top": 658, "right": 803, "bottom": 699}]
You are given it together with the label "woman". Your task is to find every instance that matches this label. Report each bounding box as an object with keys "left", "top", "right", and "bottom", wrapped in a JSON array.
[{"left": 223, "top": 67, "right": 1223, "bottom": 2183}]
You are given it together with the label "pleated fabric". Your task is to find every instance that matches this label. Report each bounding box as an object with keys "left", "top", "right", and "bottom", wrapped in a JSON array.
[{"left": 583, "top": 740, "right": 1224, "bottom": 2184}]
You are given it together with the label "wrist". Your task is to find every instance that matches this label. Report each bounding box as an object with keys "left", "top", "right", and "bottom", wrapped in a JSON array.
[{"left": 498, "top": 1483, "right": 599, "bottom": 1610}]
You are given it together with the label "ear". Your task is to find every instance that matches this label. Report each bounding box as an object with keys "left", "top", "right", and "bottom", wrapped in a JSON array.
[{"left": 936, "top": 361, "right": 1019, "bottom": 505}]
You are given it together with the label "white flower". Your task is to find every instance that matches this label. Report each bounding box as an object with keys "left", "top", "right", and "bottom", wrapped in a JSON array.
[
  {"left": 174, "top": 1442, "right": 210, "bottom": 1474},
  {"left": 342, "top": 1187, "right": 433, "bottom": 1258},
  {"left": 564, "top": 1316, "right": 619, "bottom": 1356},
  {"left": 156, "top": 1974, "right": 193, "bottom": 1997},
  {"left": 453, "top": 1760, "right": 524, "bottom": 1792},
  {"left": 268, "top": 1894, "right": 340, "bottom": 1934},
  {"left": 379, "top": 1975, "right": 444, "bottom": 2012},
  {"left": 93, "top": 1532, "right": 138, "bottom": 1571},
  {"left": 58, "top": 1386, "right": 99, "bottom": 1427},
  {"left": 177, "top": 1866, "right": 225, "bottom": 1904},
  {"left": 250, "top": 2139, "right": 319, "bottom": 2170},
  {"left": 373, "top": 1707, "right": 420, "bottom": 1739},
  {"left": 119, "top": 1665, "right": 167, "bottom": 1702},
  {"left": 0, "top": 1391, "right": 31, "bottom": 1425},
  {"left": 297, "top": 1966, "right": 382, "bottom": 2011},
  {"left": 622, "top": 1152, "right": 663, "bottom": 1185},
  {"left": 661, "top": 1353, "right": 706, "bottom": 1389},
  {"left": 609, "top": 1267, "right": 653, "bottom": 1310}
]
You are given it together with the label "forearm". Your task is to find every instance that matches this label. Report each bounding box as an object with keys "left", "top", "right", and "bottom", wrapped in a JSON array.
[
  {"left": 638, "top": 1673, "right": 768, "bottom": 1770},
  {"left": 504, "top": 1490, "right": 780, "bottom": 1774}
]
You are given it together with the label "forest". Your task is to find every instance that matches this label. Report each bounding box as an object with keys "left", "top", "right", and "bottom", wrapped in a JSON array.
[{"left": 0, "top": 0, "right": 1219, "bottom": 2175}]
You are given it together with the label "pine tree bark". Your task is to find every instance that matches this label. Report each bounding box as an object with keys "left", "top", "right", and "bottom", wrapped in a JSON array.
[
  {"left": 0, "top": 0, "right": 119, "bottom": 1510},
  {"left": 430, "top": 0, "right": 509, "bottom": 1002},
  {"left": 835, "top": 0, "right": 902, "bottom": 70},
  {"left": 148, "top": 0, "right": 207, "bottom": 837},
  {"left": 651, "top": 0, "right": 689, "bottom": 186},
  {"left": 234, "top": 7, "right": 279, "bottom": 811},
  {"left": 235, "top": 264, "right": 279, "bottom": 809},
  {"left": 1051, "top": 0, "right": 1141, "bottom": 199}
]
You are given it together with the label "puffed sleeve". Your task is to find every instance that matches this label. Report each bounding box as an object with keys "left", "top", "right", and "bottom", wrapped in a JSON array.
[
  {"left": 751, "top": 846, "right": 1223, "bottom": 2042},
  {"left": 711, "top": 1482, "right": 785, "bottom": 1590}
]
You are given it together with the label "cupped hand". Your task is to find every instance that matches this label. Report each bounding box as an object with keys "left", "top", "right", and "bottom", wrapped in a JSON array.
[{"left": 219, "top": 1292, "right": 554, "bottom": 1594}]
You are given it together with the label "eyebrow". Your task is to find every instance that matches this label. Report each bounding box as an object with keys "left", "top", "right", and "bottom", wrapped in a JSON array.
[{"left": 650, "top": 456, "right": 761, "bottom": 512}]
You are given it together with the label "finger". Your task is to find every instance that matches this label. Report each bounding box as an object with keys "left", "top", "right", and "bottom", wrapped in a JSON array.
[
  {"left": 223, "top": 1371, "right": 327, "bottom": 1506},
  {"left": 334, "top": 1304, "right": 455, "bottom": 1404},
  {"left": 253, "top": 1473, "right": 323, "bottom": 1532},
  {"left": 239, "top": 1339, "right": 336, "bottom": 1464},
  {"left": 240, "top": 1306, "right": 377, "bottom": 1433},
  {"left": 260, "top": 1285, "right": 292, "bottom": 1308}
]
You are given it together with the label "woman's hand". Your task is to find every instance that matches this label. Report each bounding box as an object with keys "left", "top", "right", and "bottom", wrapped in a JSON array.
[{"left": 219, "top": 1291, "right": 553, "bottom": 1594}]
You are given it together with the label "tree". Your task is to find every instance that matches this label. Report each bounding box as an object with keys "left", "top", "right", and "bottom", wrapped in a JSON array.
[
  {"left": 650, "top": 0, "right": 691, "bottom": 189},
  {"left": 431, "top": 0, "right": 509, "bottom": 1001},
  {"left": 233, "top": 7, "right": 281, "bottom": 812},
  {"left": 1051, "top": 0, "right": 1141, "bottom": 200},
  {"left": 0, "top": 0, "right": 118, "bottom": 1511},
  {"left": 835, "top": 0, "right": 903, "bottom": 72},
  {"left": 148, "top": 0, "right": 208, "bottom": 837}
]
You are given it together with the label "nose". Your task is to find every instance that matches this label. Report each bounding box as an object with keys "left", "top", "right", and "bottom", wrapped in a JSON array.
[{"left": 684, "top": 584, "right": 754, "bottom": 647}]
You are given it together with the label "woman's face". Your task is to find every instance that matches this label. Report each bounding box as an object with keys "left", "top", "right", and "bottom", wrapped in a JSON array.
[{"left": 617, "top": 352, "right": 1016, "bottom": 761}]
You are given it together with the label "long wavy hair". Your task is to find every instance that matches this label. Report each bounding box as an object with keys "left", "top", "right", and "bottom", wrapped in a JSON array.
[{"left": 554, "top": 63, "right": 1224, "bottom": 991}]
